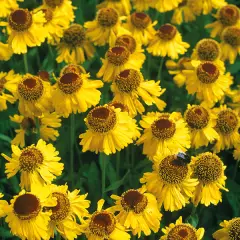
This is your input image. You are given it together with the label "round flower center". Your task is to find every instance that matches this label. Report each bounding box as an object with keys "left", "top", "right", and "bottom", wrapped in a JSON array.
[
  {"left": 21, "top": 117, "right": 36, "bottom": 130},
  {"left": 158, "top": 155, "right": 188, "bottom": 184},
  {"left": 58, "top": 72, "right": 83, "bottom": 94},
  {"left": 97, "top": 8, "right": 118, "bottom": 27},
  {"left": 0, "top": 77, "right": 7, "bottom": 93},
  {"left": 19, "top": 147, "right": 44, "bottom": 172},
  {"left": 115, "top": 69, "right": 141, "bottom": 93},
  {"left": 157, "top": 24, "right": 177, "bottom": 40},
  {"left": 89, "top": 211, "right": 116, "bottom": 237},
  {"left": 223, "top": 26, "right": 240, "bottom": 46},
  {"left": 108, "top": 101, "right": 129, "bottom": 112},
  {"left": 63, "top": 24, "right": 86, "bottom": 47},
  {"left": 151, "top": 116, "right": 176, "bottom": 140},
  {"left": 216, "top": 110, "right": 238, "bottom": 134},
  {"left": 87, "top": 106, "right": 117, "bottom": 133},
  {"left": 18, "top": 76, "right": 44, "bottom": 101},
  {"left": 193, "top": 153, "right": 222, "bottom": 184},
  {"left": 13, "top": 193, "right": 41, "bottom": 220},
  {"left": 115, "top": 35, "right": 137, "bottom": 53},
  {"left": 219, "top": 5, "right": 240, "bottom": 26},
  {"left": 185, "top": 106, "right": 209, "bottom": 129},
  {"left": 178, "top": 0, "right": 188, "bottom": 7},
  {"left": 196, "top": 62, "right": 219, "bottom": 84},
  {"left": 228, "top": 218, "right": 240, "bottom": 240},
  {"left": 38, "top": 70, "right": 49, "bottom": 82},
  {"left": 121, "top": 189, "right": 148, "bottom": 214},
  {"left": 167, "top": 224, "right": 198, "bottom": 240},
  {"left": 41, "top": 8, "right": 53, "bottom": 23},
  {"left": 60, "top": 64, "right": 85, "bottom": 75},
  {"left": 130, "top": 12, "right": 151, "bottom": 29},
  {"left": 196, "top": 39, "right": 221, "bottom": 61},
  {"left": 9, "top": 9, "right": 33, "bottom": 32},
  {"left": 45, "top": 0, "right": 64, "bottom": 8},
  {"left": 107, "top": 46, "right": 130, "bottom": 66},
  {"left": 50, "top": 192, "right": 70, "bottom": 222}
]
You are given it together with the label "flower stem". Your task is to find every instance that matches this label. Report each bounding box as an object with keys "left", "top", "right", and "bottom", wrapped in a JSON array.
[
  {"left": 233, "top": 160, "right": 239, "bottom": 180},
  {"left": 157, "top": 57, "right": 164, "bottom": 80},
  {"left": 116, "top": 151, "right": 121, "bottom": 179},
  {"left": 70, "top": 113, "right": 75, "bottom": 188},
  {"left": 100, "top": 153, "right": 107, "bottom": 198},
  {"left": 23, "top": 54, "right": 28, "bottom": 73}
]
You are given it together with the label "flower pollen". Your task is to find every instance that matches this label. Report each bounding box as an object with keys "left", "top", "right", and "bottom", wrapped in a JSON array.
[
  {"left": 63, "top": 24, "right": 86, "bottom": 47},
  {"left": 219, "top": 5, "right": 240, "bottom": 26},
  {"left": 157, "top": 24, "right": 177, "bottom": 40},
  {"left": 130, "top": 12, "right": 151, "bottom": 29},
  {"left": 97, "top": 8, "right": 118, "bottom": 27},
  {"left": 228, "top": 218, "right": 240, "bottom": 240},
  {"left": 108, "top": 101, "right": 129, "bottom": 112},
  {"left": 196, "top": 62, "right": 219, "bottom": 84},
  {"left": 115, "top": 35, "right": 137, "bottom": 53},
  {"left": 167, "top": 224, "right": 198, "bottom": 240},
  {"left": 107, "top": 46, "right": 130, "bottom": 66},
  {"left": 223, "top": 26, "right": 240, "bottom": 46}
]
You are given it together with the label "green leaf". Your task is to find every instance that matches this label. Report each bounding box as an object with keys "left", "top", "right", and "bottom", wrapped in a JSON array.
[
  {"left": 0, "top": 227, "right": 13, "bottom": 238},
  {"left": 0, "top": 134, "right": 11, "bottom": 143},
  {"left": 187, "top": 214, "right": 199, "bottom": 228},
  {"left": 105, "top": 170, "right": 130, "bottom": 193}
]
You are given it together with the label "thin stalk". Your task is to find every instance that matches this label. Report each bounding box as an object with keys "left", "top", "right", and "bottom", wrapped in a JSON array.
[
  {"left": 48, "top": 44, "right": 54, "bottom": 59},
  {"left": 56, "top": 233, "right": 61, "bottom": 240},
  {"left": 70, "top": 114, "right": 75, "bottom": 188},
  {"left": 233, "top": 160, "right": 239, "bottom": 180},
  {"left": 157, "top": 57, "right": 164, "bottom": 80},
  {"left": 116, "top": 151, "right": 121, "bottom": 179},
  {"left": 126, "top": 147, "right": 132, "bottom": 186},
  {"left": 100, "top": 153, "right": 106, "bottom": 198},
  {"left": 23, "top": 54, "right": 28, "bottom": 73}
]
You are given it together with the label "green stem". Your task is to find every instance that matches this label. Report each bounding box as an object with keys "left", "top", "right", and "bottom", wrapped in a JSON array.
[
  {"left": 70, "top": 114, "right": 75, "bottom": 188},
  {"left": 126, "top": 147, "right": 132, "bottom": 186},
  {"left": 36, "top": 48, "right": 41, "bottom": 69},
  {"left": 233, "top": 160, "right": 239, "bottom": 180},
  {"left": 56, "top": 233, "right": 61, "bottom": 240},
  {"left": 116, "top": 151, "right": 121, "bottom": 179},
  {"left": 100, "top": 153, "right": 106, "bottom": 198},
  {"left": 147, "top": 54, "right": 152, "bottom": 79},
  {"left": 186, "top": 205, "right": 197, "bottom": 222},
  {"left": 157, "top": 57, "right": 165, "bottom": 80},
  {"left": 23, "top": 54, "right": 28, "bottom": 73},
  {"left": 48, "top": 44, "right": 54, "bottom": 59}
]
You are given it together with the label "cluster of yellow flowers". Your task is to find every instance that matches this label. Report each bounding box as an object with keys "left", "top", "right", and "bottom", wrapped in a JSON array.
[{"left": 0, "top": 0, "right": 240, "bottom": 239}]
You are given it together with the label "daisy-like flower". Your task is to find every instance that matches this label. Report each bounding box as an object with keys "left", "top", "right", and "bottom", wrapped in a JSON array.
[
  {"left": 183, "top": 61, "right": 233, "bottom": 106},
  {"left": 0, "top": 193, "right": 8, "bottom": 218},
  {"left": 0, "top": 8, "right": 47, "bottom": 54},
  {"left": 213, "top": 217, "right": 240, "bottom": 239},
  {"left": 111, "top": 69, "right": 166, "bottom": 116},
  {"left": 166, "top": 57, "right": 193, "bottom": 87},
  {"left": 10, "top": 112, "right": 62, "bottom": 147},
  {"left": 47, "top": 184, "right": 90, "bottom": 239},
  {"left": 160, "top": 216, "right": 204, "bottom": 240},
  {"left": 81, "top": 199, "right": 130, "bottom": 240},
  {"left": 212, "top": 105, "right": 240, "bottom": 153},
  {"left": 141, "top": 155, "right": 198, "bottom": 212},
  {"left": 0, "top": 70, "right": 21, "bottom": 111},
  {"left": 84, "top": 8, "right": 129, "bottom": 47},
  {"left": 184, "top": 104, "right": 219, "bottom": 149},
  {"left": 205, "top": 4, "right": 240, "bottom": 38},
  {"left": 220, "top": 26, "right": 240, "bottom": 64},
  {"left": 190, "top": 152, "right": 228, "bottom": 206},
  {"left": 0, "top": 0, "right": 22, "bottom": 18},
  {"left": 109, "top": 188, "right": 162, "bottom": 238},
  {"left": 56, "top": 24, "right": 95, "bottom": 64},
  {"left": 200, "top": 0, "right": 226, "bottom": 15},
  {"left": 123, "top": 12, "right": 157, "bottom": 46},
  {"left": 14, "top": 73, "right": 53, "bottom": 117},
  {"left": 97, "top": 0, "right": 131, "bottom": 16},
  {"left": 171, "top": 0, "right": 202, "bottom": 25},
  {"left": 132, "top": 0, "right": 155, "bottom": 12},
  {"left": 0, "top": 42, "right": 13, "bottom": 61},
  {"left": 151, "top": 0, "right": 184, "bottom": 12},
  {"left": 97, "top": 46, "right": 143, "bottom": 82},
  {"left": 136, "top": 112, "right": 190, "bottom": 161},
  {"left": 4, "top": 187, "right": 57, "bottom": 240},
  {"left": 52, "top": 68, "right": 103, "bottom": 118},
  {"left": 1, "top": 139, "right": 64, "bottom": 190},
  {"left": 233, "top": 144, "right": 240, "bottom": 160},
  {"left": 79, "top": 105, "right": 137, "bottom": 155},
  {"left": 147, "top": 23, "right": 190, "bottom": 59}
]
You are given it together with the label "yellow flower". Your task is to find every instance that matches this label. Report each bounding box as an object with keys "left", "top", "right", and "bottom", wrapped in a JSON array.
[
  {"left": 109, "top": 188, "right": 162, "bottom": 238},
  {"left": 123, "top": 12, "right": 157, "bottom": 46},
  {"left": 205, "top": 4, "right": 240, "bottom": 37},
  {"left": 190, "top": 152, "right": 228, "bottom": 206},
  {"left": 1, "top": 139, "right": 64, "bottom": 190},
  {"left": 160, "top": 216, "right": 205, "bottom": 240},
  {"left": 97, "top": 46, "right": 143, "bottom": 82},
  {"left": 81, "top": 199, "right": 130, "bottom": 240},
  {"left": 213, "top": 218, "right": 240, "bottom": 239},
  {"left": 52, "top": 68, "right": 103, "bottom": 118},
  {"left": 147, "top": 23, "right": 190, "bottom": 59},
  {"left": 166, "top": 57, "right": 193, "bottom": 87},
  {"left": 111, "top": 69, "right": 166, "bottom": 116},
  {"left": 0, "top": 70, "right": 20, "bottom": 111},
  {"left": 47, "top": 184, "right": 90, "bottom": 239},
  {"left": 97, "top": 0, "right": 131, "bottom": 16},
  {"left": 183, "top": 61, "right": 233, "bottom": 106},
  {"left": 212, "top": 105, "right": 240, "bottom": 153},
  {"left": 201, "top": 0, "right": 226, "bottom": 15},
  {"left": 0, "top": 42, "right": 13, "bottom": 61},
  {"left": 136, "top": 112, "right": 190, "bottom": 161},
  {"left": 79, "top": 105, "right": 138, "bottom": 155},
  {"left": 10, "top": 112, "right": 62, "bottom": 147},
  {"left": 0, "top": 193, "right": 8, "bottom": 218},
  {"left": 56, "top": 24, "right": 95, "bottom": 64},
  {"left": 14, "top": 73, "right": 53, "bottom": 117},
  {"left": 132, "top": 0, "right": 155, "bottom": 12},
  {"left": 152, "top": 0, "right": 183, "bottom": 12},
  {"left": 4, "top": 186, "right": 57, "bottom": 240},
  {"left": 0, "top": 8, "right": 47, "bottom": 54},
  {"left": 141, "top": 155, "right": 198, "bottom": 211},
  {"left": 220, "top": 26, "right": 240, "bottom": 64},
  {"left": 84, "top": 8, "right": 129, "bottom": 47},
  {"left": 184, "top": 104, "right": 219, "bottom": 149},
  {"left": 233, "top": 144, "right": 240, "bottom": 160},
  {"left": 0, "top": 0, "right": 22, "bottom": 18},
  {"left": 171, "top": 0, "right": 202, "bottom": 25}
]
